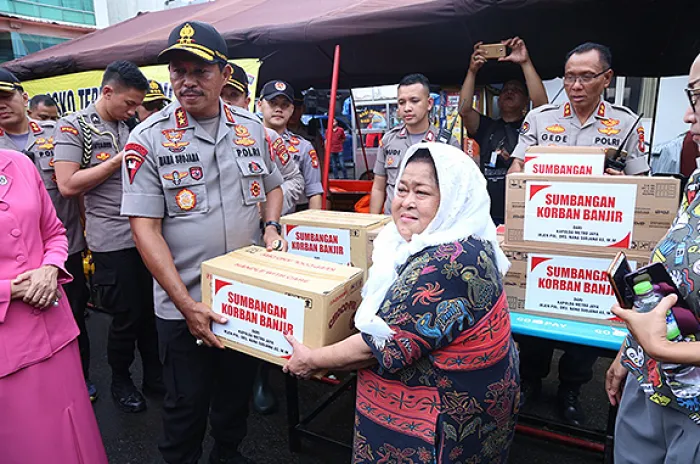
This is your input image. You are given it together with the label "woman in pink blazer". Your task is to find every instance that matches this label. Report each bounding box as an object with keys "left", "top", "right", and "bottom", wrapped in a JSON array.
[{"left": 0, "top": 149, "right": 107, "bottom": 463}]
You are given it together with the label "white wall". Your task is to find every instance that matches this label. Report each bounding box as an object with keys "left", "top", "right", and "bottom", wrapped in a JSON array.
[{"left": 652, "top": 75, "right": 690, "bottom": 150}]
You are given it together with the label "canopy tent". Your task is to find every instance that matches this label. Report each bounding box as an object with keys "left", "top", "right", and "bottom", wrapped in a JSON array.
[{"left": 3, "top": 0, "right": 699, "bottom": 89}]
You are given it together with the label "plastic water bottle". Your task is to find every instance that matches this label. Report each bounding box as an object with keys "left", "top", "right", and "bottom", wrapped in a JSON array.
[{"left": 632, "top": 279, "right": 700, "bottom": 397}]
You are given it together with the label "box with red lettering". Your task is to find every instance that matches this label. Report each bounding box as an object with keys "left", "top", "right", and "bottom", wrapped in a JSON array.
[
  {"left": 504, "top": 173, "right": 679, "bottom": 254},
  {"left": 281, "top": 210, "right": 391, "bottom": 274},
  {"left": 502, "top": 244, "right": 650, "bottom": 326},
  {"left": 201, "top": 246, "right": 364, "bottom": 366}
]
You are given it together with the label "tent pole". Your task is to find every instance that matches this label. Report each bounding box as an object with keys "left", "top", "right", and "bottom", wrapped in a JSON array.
[{"left": 322, "top": 44, "right": 340, "bottom": 210}]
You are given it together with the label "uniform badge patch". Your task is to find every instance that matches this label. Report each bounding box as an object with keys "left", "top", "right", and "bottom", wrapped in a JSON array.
[
  {"left": 224, "top": 105, "right": 236, "bottom": 124},
  {"left": 598, "top": 127, "right": 621, "bottom": 136},
  {"left": 96, "top": 152, "right": 111, "bottom": 161},
  {"left": 386, "top": 155, "right": 395, "bottom": 167},
  {"left": 545, "top": 124, "right": 566, "bottom": 134},
  {"left": 248, "top": 161, "right": 263, "bottom": 174},
  {"left": 37, "top": 136, "right": 54, "bottom": 150},
  {"left": 125, "top": 153, "right": 145, "bottom": 184},
  {"left": 275, "top": 82, "right": 286, "bottom": 91},
  {"left": 175, "top": 107, "right": 189, "bottom": 128},
  {"left": 287, "top": 144, "right": 299, "bottom": 154},
  {"left": 289, "top": 136, "right": 300, "bottom": 146},
  {"left": 162, "top": 170, "right": 189, "bottom": 186},
  {"left": 90, "top": 113, "right": 101, "bottom": 125},
  {"left": 520, "top": 122, "right": 530, "bottom": 134},
  {"left": 272, "top": 138, "right": 289, "bottom": 165},
  {"left": 189, "top": 166, "right": 203, "bottom": 180},
  {"left": 162, "top": 129, "right": 190, "bottom": 153},
  {"left": 29, "top": 121, "right": 41, "bottom": 134},
  {"left": 563, "top": 103, "right": 572, "bottom": 118},
  {"left": 60, "top": 126, "right": 79, "bottom": 136},
  {"left": 309, "top": 150, "right": 319, "bottom": 169},
  {"left": 234, "top": 125, "right": 255, "bottom": 146},
  {"left": 597, "top": 102, "right": 606, "bottom": 118},
  {"left": 125, "top": 143, "right": 148, "bottom": 157},
  {"left": 250, "top": 180, "right": 261, "bottom": 198},
  {"left": 637, "top": 126, "right": 646, "bottom": 152},
  {"left": 175, "top": 188, "right": 197, "bottom": 211},
  {"left": 601, "top": 118, "right": 620, "bottom": 127}
]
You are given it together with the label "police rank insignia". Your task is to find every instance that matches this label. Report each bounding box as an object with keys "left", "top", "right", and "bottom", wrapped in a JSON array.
[
  {"left": 29, "top": 121, "right": 41, "bottom": 134},
  {"left": 249, "top": 180, "right": 261, "bottom": 198},
  {"left": 234, "top": 125, "right": 255, "bottom": 146},
  {"left": 95, "top": 152, "right": 111, "bottom": 161},
  {"left": 125, "top": 153, "right": 145, "bottom": 184},
  {"left": 563, "top": 103, "right": 572, "bottom": 118},
  {"left": 248, "top": 161, "right": 263, "bottom": 174},
  {"left": 175, "top": 107, "right": 189, "bottom": 128},
  {"left": 637, "top": 126, "right": 645, "bottom": 152},
  {"left": 163, "top": 170, "right": 189, "bottom": 186},
  {"left": 309, "top": 150, "right": 319, "bottom": 169},
  {"left": 224, "top": 105, "right": 236, "bottom": 124},
  {"left": 545, "top": 124, "right": 566, "bottom": 134},
  {"left": 189, "top": 166, "right": 203, "bottom": 180},
  {"left": 162, "top": 129, "right": 190, "bottom": 153},
  {"left": 175, "top": 188, "right": 196, "bottom": 211},
  {"left": 597, "top": 102, "right": 606, "bottom": 118}
]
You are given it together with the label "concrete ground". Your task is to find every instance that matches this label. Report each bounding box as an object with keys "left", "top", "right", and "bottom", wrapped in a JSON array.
[{"left": 86, "top": 310, "right": 611, "bottom": 464}]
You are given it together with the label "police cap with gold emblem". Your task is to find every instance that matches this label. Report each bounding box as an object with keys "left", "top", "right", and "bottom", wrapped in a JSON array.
[
  {"left": 226, "top": 63, "right": 248, "bottom": 95},
  {"left": 143, "top": 79, "right": 171, "bottom": 104},
  {"left": 158, "top": 21, "right": 228, "bottom": 65},
  {"left": 0, "top": 68, "right": 23, "bottom": 94},
  {"left": 261, "top": 80, "right": 294, "bottom": 102}
]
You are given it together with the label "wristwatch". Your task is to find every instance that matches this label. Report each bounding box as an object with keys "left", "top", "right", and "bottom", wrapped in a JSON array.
[{"left": 264, "top": 221, "right": 282, "bottom": 235}]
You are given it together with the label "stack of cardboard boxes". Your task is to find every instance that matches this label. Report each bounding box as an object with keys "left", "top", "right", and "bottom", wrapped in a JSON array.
[{"left": 502, "top": 147, "right": 680, "bottom": 326}]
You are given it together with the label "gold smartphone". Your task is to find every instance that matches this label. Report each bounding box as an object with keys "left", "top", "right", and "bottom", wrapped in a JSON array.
[
  {"left": 479, "top": 43, "right": 507, "bottom": 59},
  {"left": 606, "top": 251, "right": 633, "bottom": 309}
]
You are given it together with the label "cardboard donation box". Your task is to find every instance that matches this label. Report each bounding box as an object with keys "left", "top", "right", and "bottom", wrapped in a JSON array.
[
  {"left": 505, "top": 174, "right": 679, "bottom": 254},
  {"left": 201, "top": 246, "right": 364, "bottom": 366},
  {"left": 281, "top": 210, "right": 391, "bottom": 271},
  {"left": 522, "top": 146, "right": 608, "bottom": 175},
  {"left": 503, "top": 244, "right": 649, "bottom": 325}
]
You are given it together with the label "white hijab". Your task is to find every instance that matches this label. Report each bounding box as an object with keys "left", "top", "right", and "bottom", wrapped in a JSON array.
[{"left": 354, "top": 142, "right": 510, "bottom": 349}]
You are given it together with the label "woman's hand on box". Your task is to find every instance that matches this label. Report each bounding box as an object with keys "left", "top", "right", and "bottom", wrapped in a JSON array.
[
  {"left": 184, "top": 301, "right": 227, "bottom": 349},
  {"left": 283, "top": 334, "right": 320, "bottom": 380}
]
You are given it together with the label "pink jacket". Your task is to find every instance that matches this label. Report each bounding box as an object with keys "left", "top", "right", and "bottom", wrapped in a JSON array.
[{"left": 0, "top": 149, "right": 77, "bottom": 378}]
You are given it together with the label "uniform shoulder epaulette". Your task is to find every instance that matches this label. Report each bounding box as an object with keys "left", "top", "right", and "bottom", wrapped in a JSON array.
[
  {"left": 381, "top": 125, "right": 402, "bottom": 143},
  {"left": 609, "top": 103, "right": 639, "bottom": 119},
  {"left": 531, "top": 103, "right": 561, "bottom": 115},
  {"left": 229, "top": 104, "right": 260, "bottom": 123},
  {"left": 34, "top": 118, "right": 55, "bottom": 131},
  {"left": 134, "top": 105, "right": 172, "bottom": 134}
]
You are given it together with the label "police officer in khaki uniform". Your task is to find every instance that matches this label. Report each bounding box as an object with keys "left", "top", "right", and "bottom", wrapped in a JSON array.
[
  {"left": 258, "top": 80, "right": 323, "bottom": 210},
  {"left": 0, "top": 69, "right": 95, "bottom": 399},
  {"left": 221, "top": 66, "right": 304, "bottom": 216},
  {"left": 122, "top": 22, "right": 285, "bottom": 464},
  {"left": 509, "top": 43, "right": 649, "bottom": 427},
  {"left": 509, "top": 43, "right": 649, "bottom": 176},
  {"left": 53, "top": 61, "right": 162, "bottom": 414},
  {"left": 136, "top": 79, "right": 171, "bottom": 122},
  {"left": 370, "top": 73, "right": 461, "bottom": 214}
]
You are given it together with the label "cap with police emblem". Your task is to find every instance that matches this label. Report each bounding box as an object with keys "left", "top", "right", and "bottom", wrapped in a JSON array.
[
  {"left": 158, "top": 21, "right": 228, "bottom": 65},
  {"left": 261, "top": 80, "right": 294, "bottom": 102},
  {"left": 226, "top": 63, "right": 248, "bottom": 95},
  {"left": 0, "top": 68, "right": 23, "bottom": 93},
  {"left": 143, "top": 79, "right": 171, "bottom": 104}
]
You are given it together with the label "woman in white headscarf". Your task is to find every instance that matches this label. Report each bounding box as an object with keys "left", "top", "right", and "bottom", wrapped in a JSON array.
[{"left": 284, "top": 143, "right": 519, "bottom": 463}]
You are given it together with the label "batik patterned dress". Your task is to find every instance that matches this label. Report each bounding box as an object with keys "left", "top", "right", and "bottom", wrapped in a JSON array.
[{"left": 353, "top": 237, "right": 519, "bottom": 464}]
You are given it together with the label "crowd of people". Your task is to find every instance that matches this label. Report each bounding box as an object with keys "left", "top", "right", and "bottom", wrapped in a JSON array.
[{"left": 0, "top": 17, "right": 699, "bottom": 464}]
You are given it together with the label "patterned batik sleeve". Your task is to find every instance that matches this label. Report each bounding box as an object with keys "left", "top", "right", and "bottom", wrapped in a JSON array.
[{"left": 362, "top": 239, "right": 504, "bottom": 373}]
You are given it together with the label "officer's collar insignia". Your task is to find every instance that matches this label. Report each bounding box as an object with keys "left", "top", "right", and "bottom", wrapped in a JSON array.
[
  {"left": 178, "top": 23, "right": 195, "bottom": 45},
  {"left": 29, "top": 121, "right": 41, "bottom": 134},
  {"left": 0, "top": 128, "right": 5, "bottom": 136},
  {"left": 175, "top": 107, "right": 189, "bottom": 128},
  {"left": 424, "top": 131, "right": 436, "bottom": 142},
  {"left": 399, "top": 126, "right": 407, "bottom": 137},
  {"left": 224, "top": 105, "right": 236, "bottom": 124},
  {"left": 563, "top": 103, "right": 572, "bottom": 118},
  {"left": 597, "top": 102, "right": 606, "bottom": 118}
]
